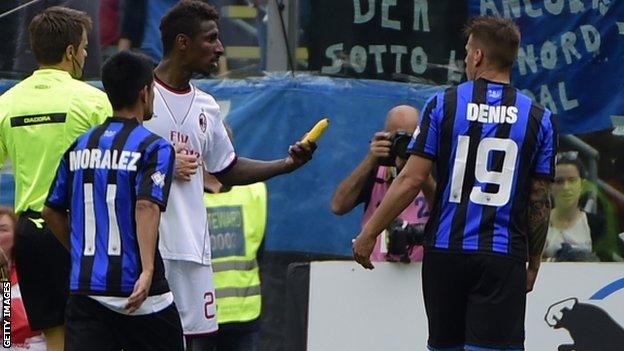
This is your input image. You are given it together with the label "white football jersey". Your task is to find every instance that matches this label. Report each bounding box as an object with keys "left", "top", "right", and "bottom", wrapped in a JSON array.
[{"left": 144, "top": 79, "right": 236, "bottom": 264}]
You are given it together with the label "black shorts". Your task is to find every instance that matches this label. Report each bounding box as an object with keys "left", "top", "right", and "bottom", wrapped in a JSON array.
[
  {"left": 14, "top": 211, "right": 70, "bottom": 331},
  {"left": 65, "top": 294, "right": 184, "bottom": 351},
  {"left": 422, "top": 252, "right": 526, "bottom": 350}
]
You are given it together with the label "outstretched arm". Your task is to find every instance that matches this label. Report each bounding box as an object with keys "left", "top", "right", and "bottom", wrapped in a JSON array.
[
  {"left": 526, "top": 177, "right": 552, "bottom": 292},
  {"left": 216, "top": 142, "right": 316, "bottom": 186}
]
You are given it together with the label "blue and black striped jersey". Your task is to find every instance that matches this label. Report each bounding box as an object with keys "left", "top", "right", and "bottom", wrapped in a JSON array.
[
  {"left": 46, "top": 117, "right": 175, "bottom": 296},
  {"left": 408, "top": 78, "right": 557, "bottom": 261}
]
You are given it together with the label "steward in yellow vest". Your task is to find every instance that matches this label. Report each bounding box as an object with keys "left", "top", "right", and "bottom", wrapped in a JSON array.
[{"left": 204, "top": 172, "right": 267, "bottom": 349}]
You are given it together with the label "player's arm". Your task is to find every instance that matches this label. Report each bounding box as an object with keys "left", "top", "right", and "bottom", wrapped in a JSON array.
[
  {"left": 526, "top": 109, "right": 557, "bottom": 292},
  {"left": 127, "top": 141, "right": 175, "bottom": 312},
  {"left": 126, "top": 199, "right": 160, "bottom": 313},
  {"left": 353, "top": 155, "right": 433, "bottom": 269},
  {"left": 214, "top": 141, "right": 316, "bottom": 186},
  {"left": 42, "top": 207, "right": 70, "bottom": 250},
  {"left": 331, "top": 132, "right": 390, "bottom": 215},
  {"left": 526, "top": 177, "right": 551, "bottom": 292},
  {"left": 43, "top": 150, "right": 73, "bottom": 250},
  {"left": 421, "top": 175, "right": 437, "bottom": 208}
]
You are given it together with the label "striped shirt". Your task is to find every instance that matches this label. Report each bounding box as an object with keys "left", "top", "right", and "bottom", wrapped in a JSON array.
[
  {"left": 46, "top": 117, "right": 175, "bottom": 296},
  {"left": 408, "top": 78, "right": 557, "bottom": 261}
]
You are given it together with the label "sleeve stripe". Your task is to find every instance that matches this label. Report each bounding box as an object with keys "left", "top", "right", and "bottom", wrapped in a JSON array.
[
  {"left": 412, "top": 96, "right": 437, "bottom": 153},
  {"left": 210, "top": 155, "right": 238, "bottom": 176}
]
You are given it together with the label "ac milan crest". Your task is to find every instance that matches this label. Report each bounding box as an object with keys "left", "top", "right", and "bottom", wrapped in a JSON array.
[{"left": 199, "top": 113, "right": 207, "bottom": 132}]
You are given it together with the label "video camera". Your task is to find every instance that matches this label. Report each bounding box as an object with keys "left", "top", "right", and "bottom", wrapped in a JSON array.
[{"left": 378, "top": 130, "right": 413, "bottom": 166}]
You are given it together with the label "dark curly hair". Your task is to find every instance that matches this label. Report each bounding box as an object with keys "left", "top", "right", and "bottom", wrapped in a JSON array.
[{"left": 160, "top": 0, "right": 219, "bottom": 57}]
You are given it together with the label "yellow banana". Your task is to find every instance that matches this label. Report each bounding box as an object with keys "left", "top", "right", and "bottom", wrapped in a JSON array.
[{"left": 301, "top": 118, "right": 329, "bottom": 143}]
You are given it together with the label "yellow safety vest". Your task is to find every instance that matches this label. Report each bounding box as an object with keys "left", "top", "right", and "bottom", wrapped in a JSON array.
[{"left": 204, "top": 182, "right": 267, "bottom": 324}]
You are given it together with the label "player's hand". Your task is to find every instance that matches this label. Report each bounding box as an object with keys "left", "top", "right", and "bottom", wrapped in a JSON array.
[
  {"left": 126, "top": 271, "right": 153, "bottom": 313},
  {"left": 284, "top": 141, "right": 316, "bottom": 172},
  {"left": 369, "top": 132, "right": 391, "bottom": 159},
  {"left": 526, "top": 263, "right": 540, "bottom": 293},
  {"left": 174, "top": 143, "right": 199, "bottom": 181},
  {"left": 352, "top": 232, "right": 376, "bottom": 270}
]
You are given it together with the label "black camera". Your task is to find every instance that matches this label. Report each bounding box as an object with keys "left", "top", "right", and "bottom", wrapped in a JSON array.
[
  {"left": 386, "top": 219, "right": 426, "bottom": 263},
  {"left": 378, "top": 130, "right": 413, "bottom": 166}
]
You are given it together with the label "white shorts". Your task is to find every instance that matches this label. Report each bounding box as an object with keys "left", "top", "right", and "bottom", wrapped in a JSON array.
[{"left": 163, "top": 259, "right": 218, "bottom": 336}]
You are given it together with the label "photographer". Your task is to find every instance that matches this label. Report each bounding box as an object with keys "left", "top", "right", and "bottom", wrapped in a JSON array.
[{"left": 332, "top": 105, "right": 435, "bottom": 263}]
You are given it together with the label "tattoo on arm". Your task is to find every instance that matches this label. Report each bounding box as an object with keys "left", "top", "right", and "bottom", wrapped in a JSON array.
[{"left": 527, "top": 178, "right": 551, "bottom": 258}]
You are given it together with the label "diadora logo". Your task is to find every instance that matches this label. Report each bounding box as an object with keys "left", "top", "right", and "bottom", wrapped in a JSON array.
[
  {"left": 151, "top": 171, "right": 166, "bottom": 188},
  {"left": 487, "top": 89, "right": 502, "bottom": 99}
]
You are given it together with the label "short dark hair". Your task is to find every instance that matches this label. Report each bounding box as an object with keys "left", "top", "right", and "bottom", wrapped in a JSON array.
[
  {"left": 160, "top": 0, "right": 219, "bottom": 56},
  {"left": 29, "top": 6, "right": 92, "bottom": 65},
  {"left": 101, "top": 52, "right": 154, "bottom": 110},
  {"left": 464, "top": 16, "right": 520, "bottom": 71}
]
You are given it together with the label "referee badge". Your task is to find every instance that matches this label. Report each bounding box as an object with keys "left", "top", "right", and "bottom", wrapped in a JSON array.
[{"left": 199, "top": 113, "right": 207, "bottom": 132}]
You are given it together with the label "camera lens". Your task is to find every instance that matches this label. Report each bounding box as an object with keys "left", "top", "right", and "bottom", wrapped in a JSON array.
[{"left": 394, "top": 133, "right": 413, "bottom": 159}]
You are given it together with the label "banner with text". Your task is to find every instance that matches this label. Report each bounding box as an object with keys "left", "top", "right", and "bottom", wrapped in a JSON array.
[
  {"left": 307, "top": 0, "right": 468, "bottom": 84},
  {"left": 467, "top": 0, "right": 623, "bottom": 134}
]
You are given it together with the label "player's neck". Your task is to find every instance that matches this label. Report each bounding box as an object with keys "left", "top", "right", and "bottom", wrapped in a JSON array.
[
  {"left": 154, "top": 59, "right": 193, "bottom": 91},
  {"left": 474, "top": 69, "right": 510, "bottom": 85},
  {"left": 114, "top": 107, "right": 144, "bottom": 123}
]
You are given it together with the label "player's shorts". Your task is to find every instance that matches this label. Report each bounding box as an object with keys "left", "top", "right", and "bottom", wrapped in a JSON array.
[
  {"left": 14, "top": 211, "right": 70, "bottom": 331},
  {"left": 65, "top": 294, "right": 184, "bottom": 351},
  {"left": 163, "top": 259, "right": 218, "bottom": 336},
  {"left": 422, "top": 252, "right": 526, "bottom": 350}
]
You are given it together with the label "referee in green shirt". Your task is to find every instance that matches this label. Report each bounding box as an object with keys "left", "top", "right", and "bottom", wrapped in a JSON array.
[{"left": 0, "top": 7, "right": 111, "bottom": 351}]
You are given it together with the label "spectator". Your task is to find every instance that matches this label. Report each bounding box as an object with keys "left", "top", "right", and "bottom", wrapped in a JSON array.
[
  {"left": 331, "top": 105, "right": 434, "bottom": 263},
  {"left": 0, "top": 1, "right": 20, "bottom": 74},
  {"left": 100, "top": 0, "right": 147, "bottom": 61},
  {"left": 0, "top": 206, "right": 46, "bottom": 351},
  {"left": 139, "top": 0, "right": 177, "bottom": 63},
  {"left": 202, "top": 125, "right": 267, "bottom": 351},
  {"left": 0, "top": 7, "right": 111, "bottom": 351},
  {"left": 543, "top": 153, "right": 605, "bottom": 261},
  {"left": 13, "top": 0, "right": 103, "bottom": 79}
]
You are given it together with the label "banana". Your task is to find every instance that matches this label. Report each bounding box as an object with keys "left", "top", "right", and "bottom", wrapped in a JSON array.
[{"left": 301, "top": 118, "right": 329, "bottom": 143}]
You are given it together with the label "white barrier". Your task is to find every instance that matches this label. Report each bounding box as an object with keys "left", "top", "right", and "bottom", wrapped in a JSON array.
[{"left": 307, "top": 261, "right": 624, "bottom": 351}]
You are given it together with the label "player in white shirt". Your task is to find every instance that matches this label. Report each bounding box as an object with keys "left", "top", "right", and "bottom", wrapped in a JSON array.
[{"left": 143, "top": 1, "right": 316, "bottom": 349}]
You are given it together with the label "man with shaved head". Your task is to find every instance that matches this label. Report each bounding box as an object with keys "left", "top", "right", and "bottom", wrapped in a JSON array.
[{"left": 331, "top": 105, "right": 434, "bottom": 263}]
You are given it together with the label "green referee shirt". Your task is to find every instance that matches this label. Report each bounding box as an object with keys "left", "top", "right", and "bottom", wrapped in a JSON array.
[{"left": 0, "top": 69, "right": 112, "bottom": 214}]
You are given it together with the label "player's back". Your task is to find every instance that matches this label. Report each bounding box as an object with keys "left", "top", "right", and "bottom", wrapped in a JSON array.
[
  {"left": 52, "top": 117, "right": 173, "bottom": 296},
  {"left": 0, "top": 69, "right": 111, "bottom": 213},
  {"left": 409, "top": 78, "right": 556, "bottom": 261}
]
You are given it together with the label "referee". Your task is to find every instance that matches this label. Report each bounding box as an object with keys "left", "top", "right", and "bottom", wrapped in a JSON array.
[
  {"left": 43, "top": 51, "right": 183, "bottom": 351},
  {"left": 353, "top": 16, "right": 557, "bottom": 350},
  {"left": 0, "top": 6, "right": 111, "bottom": 351}
]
